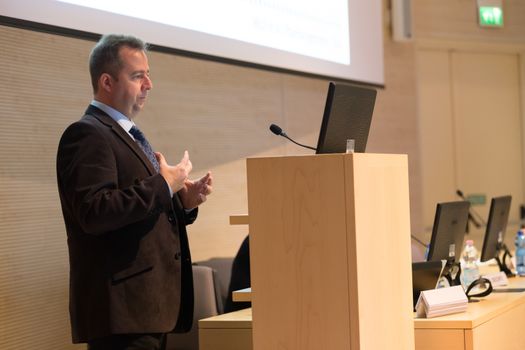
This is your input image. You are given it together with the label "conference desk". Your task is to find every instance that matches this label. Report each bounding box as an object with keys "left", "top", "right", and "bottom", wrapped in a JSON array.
[
  {"left": 232, "top": 288, "right": 251, "bottom": 302},
  {"left": 199, "top": 278, "right": 525, "bottom": 350}
]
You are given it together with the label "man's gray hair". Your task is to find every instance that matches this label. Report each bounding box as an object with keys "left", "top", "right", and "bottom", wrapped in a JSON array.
[{"left": 89, "top": 34, "right": 148, "bottom": 93}]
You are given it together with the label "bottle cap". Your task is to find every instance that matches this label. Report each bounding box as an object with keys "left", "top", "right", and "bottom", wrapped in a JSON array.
[{"left": 466, "top": 239, "right": 474, "bottom": 245}]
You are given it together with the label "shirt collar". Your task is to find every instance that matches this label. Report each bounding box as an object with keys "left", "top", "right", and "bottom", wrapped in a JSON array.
[{"left": 90, "top": 100, "right": 135, "bottom": 137}]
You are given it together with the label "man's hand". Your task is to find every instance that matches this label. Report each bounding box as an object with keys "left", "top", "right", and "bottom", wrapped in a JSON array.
[
  {"left": 155, "top": 151, "right": 192, "bottom": 193},
  {"left": 179, "top": 172, "right": 213, "bottom": 209}
]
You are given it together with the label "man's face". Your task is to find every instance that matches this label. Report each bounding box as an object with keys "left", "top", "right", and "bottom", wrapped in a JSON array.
[{"left": 111, "top": 47, "right": 153, "bottom": 119}]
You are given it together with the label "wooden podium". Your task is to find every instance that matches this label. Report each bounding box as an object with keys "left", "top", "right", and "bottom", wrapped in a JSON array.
[{"left": 246, "top": 153, "right": 414, "bottom": 350}]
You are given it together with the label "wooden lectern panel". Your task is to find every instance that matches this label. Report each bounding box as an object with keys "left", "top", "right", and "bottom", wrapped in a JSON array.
[
  {"left": 247, "top": 154, "right": 351, "bottom": 349},
  {"left": 247, "top": 153, "right": 414, "bottom": 350},
  {"left": 345, "top": 154, "right": 414, "bottom": 350}
]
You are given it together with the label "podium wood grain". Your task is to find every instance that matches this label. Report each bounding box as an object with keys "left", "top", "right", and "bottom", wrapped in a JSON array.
[{"left": 246, "top": 153, "right": 414, "bottom": 350}]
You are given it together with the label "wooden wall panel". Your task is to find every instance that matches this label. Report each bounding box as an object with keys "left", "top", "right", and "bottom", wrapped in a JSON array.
[
  {"left": 374, "top": 27, "right": 422, "bottom": 236},
  {"left": 0, "top": 2, "right": 420, "bottom": 347},
  {"left": 452, "top": 51, "right": 523, "bottom": 247},
  {"left": 415, "top": 50, "right": 457, "bottom": 238},
  {"left": 414, "top": 0, "right": 525, "bottom": 44},
  {"left": 0, "top": 26, "right": 90, "bottom": 350},
  {"left": 413, "top": 0, "right": 525, "bottom": 253}
]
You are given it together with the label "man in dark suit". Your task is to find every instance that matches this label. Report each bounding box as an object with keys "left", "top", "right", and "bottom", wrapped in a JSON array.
[{"left": 56, "top": 34, "right": 213, "bottom": 350}]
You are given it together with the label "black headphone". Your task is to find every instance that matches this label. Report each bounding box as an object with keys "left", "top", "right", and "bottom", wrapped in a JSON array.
[{"left": 465, "top": 277, "right": 493, "bottom": 300}]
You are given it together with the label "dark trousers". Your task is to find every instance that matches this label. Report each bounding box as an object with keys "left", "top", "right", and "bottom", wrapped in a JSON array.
[{"left": 88, "top": 333, "right": 166, "bottom": 350}]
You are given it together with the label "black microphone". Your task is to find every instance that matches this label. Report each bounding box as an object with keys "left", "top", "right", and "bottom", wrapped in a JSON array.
[
  {"left": 456, "top": 189, "right": 485, "bottom": 228},
  {"left": 269, "top": 124, "right": 317, "bottom": 151},
  {"left": 269, "top": 124, "right": 284, "bottom": 136},
  {"left": 456, "top": 189, "right": 465, "bottom": 198}
]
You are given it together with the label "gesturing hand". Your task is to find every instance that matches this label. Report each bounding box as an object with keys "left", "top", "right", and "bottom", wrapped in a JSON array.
[
  {"left": 155, "top": 151, "right": 192, "bottom": 193},
  {"left": 179, "top": 171, "right": 213, "bottom": 209}
]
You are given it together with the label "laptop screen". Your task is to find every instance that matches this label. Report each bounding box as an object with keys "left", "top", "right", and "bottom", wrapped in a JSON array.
[
  {"left": 315, "top": 82, "right": 377, "bottom": 154},
  {"left": 412, "top": 261, "right": 444, "bottom": 309}
]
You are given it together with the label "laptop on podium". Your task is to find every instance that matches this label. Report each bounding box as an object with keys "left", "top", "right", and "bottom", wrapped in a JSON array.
[{"left": 315, "top": 82, "right": 377, "bottom": 154}]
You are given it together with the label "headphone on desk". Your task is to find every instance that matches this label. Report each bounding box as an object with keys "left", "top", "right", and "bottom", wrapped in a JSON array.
[{"left": 465, "top": 277, "right": 493, "bottom": 301}]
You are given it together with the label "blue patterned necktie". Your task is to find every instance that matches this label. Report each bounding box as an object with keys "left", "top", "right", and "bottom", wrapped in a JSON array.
[{"left": 129, "top": 126, "right": 160, "bottom": 173}]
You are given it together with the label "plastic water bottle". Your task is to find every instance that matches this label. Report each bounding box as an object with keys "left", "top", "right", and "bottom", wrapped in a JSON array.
[
  {"left": 460, "top": 240, "right": 480, "bottom": 289},
  {"left": 515, "top": 230, "right": 525, "bottom": 276}
]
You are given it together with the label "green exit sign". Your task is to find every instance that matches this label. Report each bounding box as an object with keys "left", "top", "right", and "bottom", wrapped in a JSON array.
[
  {"left": 479, "top": 6, "right": 504, "bottom": 27},
  {"left": 466, "top": 194, "right": 486, "bottom": 206}
]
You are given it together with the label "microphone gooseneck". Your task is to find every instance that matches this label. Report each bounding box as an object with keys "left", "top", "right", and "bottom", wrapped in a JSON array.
[
  {"left": 411, "top": 234, "right": 428, "bottom": 248},
  {"left": 268, "top": 124, "right": 317, "bottom": 151},
  {"left": 456, "top": 189, "right": 486, "bottom": 228}
]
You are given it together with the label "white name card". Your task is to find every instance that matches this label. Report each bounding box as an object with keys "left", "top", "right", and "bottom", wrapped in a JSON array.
[
  {"left": 415, "top": 285, "right": 468, "bottom": 318},
  {"left": 482, "top": 271, "right": 509, "bottom": 287}
]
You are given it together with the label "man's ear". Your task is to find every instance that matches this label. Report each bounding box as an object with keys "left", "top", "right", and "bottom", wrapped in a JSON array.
[{"left": 99, "top": 73, "right": 114, "bottom": 93}]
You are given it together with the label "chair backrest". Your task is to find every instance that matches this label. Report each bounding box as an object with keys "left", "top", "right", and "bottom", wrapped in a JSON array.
[
  {"left": 195, "top": 257, "right": 234, "bottom": 314},
  {"left": 166, "top": 265, "right": 219, "bottom": 350}
]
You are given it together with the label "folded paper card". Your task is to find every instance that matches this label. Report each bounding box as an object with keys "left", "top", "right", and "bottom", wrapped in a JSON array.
[
  {"left": 415, "top": 285, "right": 468, "bottom": 318},
  {"left": 482, "top": 271, "right": 509, "bottom": 287}
]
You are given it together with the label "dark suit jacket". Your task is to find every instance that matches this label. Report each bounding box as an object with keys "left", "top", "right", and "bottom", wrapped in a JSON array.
[{"left": 56, "top": 105, "right": 196, "bottom": 343}]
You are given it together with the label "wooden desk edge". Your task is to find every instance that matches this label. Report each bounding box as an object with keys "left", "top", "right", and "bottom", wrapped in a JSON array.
[
  {"left": 199, "top": 308, "right": 253, "bottom": 329},
  {"left": 414, "top": 278, "right": 525, "bottom": 329},
  {"left": 232, "top": 288, "right": 252, "bottom": 302},
  {"left": 229, "top": 215, "right": 249, "bottom": 225}
]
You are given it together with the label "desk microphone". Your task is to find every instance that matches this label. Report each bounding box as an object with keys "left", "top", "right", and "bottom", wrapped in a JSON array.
[
  {"left": 269, "top": 124, "right": 317, "bottom": 151},
  {"left": 456, "top": 189, "right": 486, "bottom": 228}
]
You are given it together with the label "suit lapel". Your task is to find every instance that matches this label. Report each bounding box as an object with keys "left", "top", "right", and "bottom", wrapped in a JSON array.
[{"left": 85, "top": 105, "right": 157, "bottom": 175}]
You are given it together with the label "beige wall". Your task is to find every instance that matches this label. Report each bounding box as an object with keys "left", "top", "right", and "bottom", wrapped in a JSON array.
[
  {"left": 1, "top": 0, "right": 524, "bottom": 348},
  {"left": 0, "top": 5, "right": 419, "bottom": 346},
  {"left": 414, "top": 0, "right": 525, "bottom": 44},
  {"left": 413, "top": 0, "right": 525, "bottom": 250}
]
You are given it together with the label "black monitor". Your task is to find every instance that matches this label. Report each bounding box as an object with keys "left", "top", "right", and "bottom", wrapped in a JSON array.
[
  {"left": 427, "top": 201, "right": 470, "bottom": 263},
  {"left": 480, "top": 196, "right": 512, "bottom": 263},
  {"left": 315, "top": 82, "right": 377, "bottom": 154}
]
